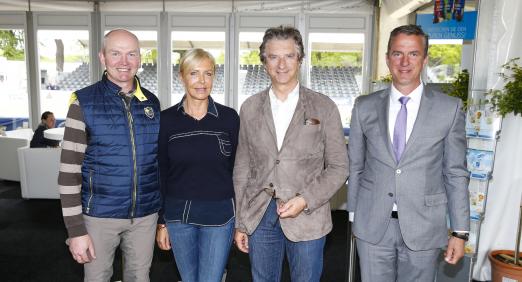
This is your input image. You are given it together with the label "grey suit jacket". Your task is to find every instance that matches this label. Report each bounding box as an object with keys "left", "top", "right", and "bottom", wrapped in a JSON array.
[
  {"left": 347, "top": 86, "right": 470, "bottom": 251},
  {"left": 233, "top": 85, "right": 349, "bottom": 242}
]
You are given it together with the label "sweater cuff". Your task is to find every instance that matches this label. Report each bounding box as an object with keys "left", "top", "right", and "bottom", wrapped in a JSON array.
[{"left": 67, "top": 224, "right": 88, "bottom": 239}]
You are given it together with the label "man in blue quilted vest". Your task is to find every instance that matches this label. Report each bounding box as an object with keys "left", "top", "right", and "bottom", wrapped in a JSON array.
[{"left": 58, "top": 29, "right": 161, "bottom": 282}]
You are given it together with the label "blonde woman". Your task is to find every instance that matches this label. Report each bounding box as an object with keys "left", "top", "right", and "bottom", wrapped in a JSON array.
[{"left": 156, "top": 48, "right": 239, "bottom": 282}]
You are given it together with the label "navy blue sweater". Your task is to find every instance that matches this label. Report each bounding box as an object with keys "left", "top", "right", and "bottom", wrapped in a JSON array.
[{"left": 158, "top": 97, "right": 239, "bottom": 225}]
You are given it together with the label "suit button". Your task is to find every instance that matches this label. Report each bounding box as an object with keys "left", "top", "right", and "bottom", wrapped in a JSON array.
[
  {"left": 396, "top": 169, "right": 401, "bottom": 174},
  {"left": 388, "top": 193, "right": 393, "bottom": 197},
  {"left": 276, "top": 160, "right": 280, "bottom": 164},
  {"left": 269, "top": 183, "right": 274, "bottom": 187}
]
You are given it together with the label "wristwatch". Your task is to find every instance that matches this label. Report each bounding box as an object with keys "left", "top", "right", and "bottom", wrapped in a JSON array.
[{"left": 451, "top": 231, "right": 469, "bottom": 241}]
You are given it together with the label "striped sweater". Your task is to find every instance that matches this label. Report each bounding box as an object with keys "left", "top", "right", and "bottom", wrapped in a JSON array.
[{"left": 58, "top": 99, "right": 88, "bottom": 238}]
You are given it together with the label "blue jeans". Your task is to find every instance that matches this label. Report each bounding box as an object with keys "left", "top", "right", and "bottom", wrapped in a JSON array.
[
  {"left": 248, "top": 199, "right": 326, "bottom": 282},
  {"left": 166, "top": 219, "right": 234, "bottom": 282}
]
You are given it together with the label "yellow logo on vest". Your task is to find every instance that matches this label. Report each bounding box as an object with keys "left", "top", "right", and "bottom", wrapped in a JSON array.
[{"left": 144, "top": 107, "right": 154, "bottom": 119}]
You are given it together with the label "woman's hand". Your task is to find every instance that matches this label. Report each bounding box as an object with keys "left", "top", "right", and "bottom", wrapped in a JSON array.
[{"left": 156, "top": 224, "right": 171, "bottom": 250}]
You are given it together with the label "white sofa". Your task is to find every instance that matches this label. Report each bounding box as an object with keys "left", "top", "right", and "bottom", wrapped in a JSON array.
[
  {"left": 0, "top": 136, "right": 30, "bottom": 181},
  {"left": 17, "top": 146, "right": 61, "bottom": 199},
  {"left": 5, "top": 128, "right": 34, "bottom": 140}
]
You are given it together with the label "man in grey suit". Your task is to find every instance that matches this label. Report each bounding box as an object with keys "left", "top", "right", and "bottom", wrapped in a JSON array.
[
  {"left": 233, "top": 25, "right": 348, "bottom": 281},
  {"left": 348, "top": 24, "right": 470, "bottom": 281}
]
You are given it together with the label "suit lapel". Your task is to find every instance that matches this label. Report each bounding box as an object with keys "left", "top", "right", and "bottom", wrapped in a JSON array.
[
  {"left": 400, "top": 87, "right": 434, "bottom": 163},
  {"left": 280, "top": 86, "right": 305, "bottom": 151},
  {"left": 260, "top": 89, "right": 278, "bottom": 148},
  {"left": 378, "top": 89, "right": 397, "bottom": 166}
]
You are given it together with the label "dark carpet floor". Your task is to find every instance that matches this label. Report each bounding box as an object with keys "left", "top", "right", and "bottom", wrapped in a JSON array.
[{"left": 0, "top": 180, "right": 352, "bottom": 282}]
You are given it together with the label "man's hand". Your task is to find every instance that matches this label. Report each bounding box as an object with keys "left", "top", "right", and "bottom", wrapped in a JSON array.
[
  {"left": 156, "top": 225, "right": 171, "bottom": 250},
  {"left": 68, "top": 234, "right": 96, "bottom": 264},
  {"left": 234, "top": 229, "right": 249, "bottom": 253},
  {"left": 277, "top": 196, "right": 307, "bottom": 218},
  {"left": 445, "top": 236, "right": 465, "bottom": 264}
]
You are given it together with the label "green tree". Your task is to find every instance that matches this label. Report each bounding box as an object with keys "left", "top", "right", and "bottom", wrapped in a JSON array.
[
  {"left": 0, "top": 30, "right": 25, "bottom": 60},
  {"left": 311, "top": 51, "right": 362, "bottom": 67},
  {"left": 240, "top": 50, "right": 261, "bottom": 65},
  {"left": 428, "top": 44, "right": 462, "bottom": 67}
]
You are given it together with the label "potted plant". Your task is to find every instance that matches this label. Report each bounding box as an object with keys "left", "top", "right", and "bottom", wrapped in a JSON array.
[
  {"left": 488, "top": 196, "right": 522, "bottom": 281},
  {"left": 488, "top": 57, "right": 522, "bottom": 281},
  {"left": 488, "top": 57, "right": 522, "bottom": 117},
  {"left": 442, "top": 69, "right": 470, "bottom": 110}
]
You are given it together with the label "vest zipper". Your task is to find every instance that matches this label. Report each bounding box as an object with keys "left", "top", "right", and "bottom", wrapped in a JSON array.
[
  {"left": 122, "top": 97, "right": 138, "bottom": 220},
  {"left": 86, "top": 170, "right": 94, "bottom": 213}
]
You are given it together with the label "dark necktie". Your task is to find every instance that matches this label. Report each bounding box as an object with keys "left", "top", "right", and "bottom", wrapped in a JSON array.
[{"left": 393, "top": 96, "right": 410, "bottom": 163}]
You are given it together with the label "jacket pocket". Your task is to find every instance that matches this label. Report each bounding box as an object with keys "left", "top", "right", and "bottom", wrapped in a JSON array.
[{"left": 424, "top": 193, "right": 448, "bottom": 206}]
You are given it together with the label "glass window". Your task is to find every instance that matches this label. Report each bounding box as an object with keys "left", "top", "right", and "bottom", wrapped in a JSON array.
[
  {"left": 134, "top": 31, "right": 158, "bottom": 95},
  {"left": 37, "top": 30, "right": 89, "bottom": 123},
  {"left": 308, "top": 33, "right": 365, "bottom": 128},
  {"left": 0, "top": 29, "right": 28, "bottom": 131},
  {"left": 171, "top": 31, "right": 226, "bottom": 106},
  {"left": 426, "top": 39, "right": 463, "bottom": 83},
  {"left": 238, "top": 32, "right": 269, "bottom": 110}
]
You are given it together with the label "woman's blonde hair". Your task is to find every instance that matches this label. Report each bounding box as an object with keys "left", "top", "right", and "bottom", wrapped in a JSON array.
[{"left": 179, "top": 48, "right": 216, "bottom": 75}]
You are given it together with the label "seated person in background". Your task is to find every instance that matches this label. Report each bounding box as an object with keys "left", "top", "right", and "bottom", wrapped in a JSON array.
[{"left": 30, "top": 111, "right": 59, "bottom": 148}]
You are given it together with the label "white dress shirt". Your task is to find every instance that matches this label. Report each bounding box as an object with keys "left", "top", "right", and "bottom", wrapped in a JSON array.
[
  {"left": 387, "top": 83, "right": 423, "bottom": 145},
  {"left": 269, "top": 83, "right": 300, "bottom": 151}
]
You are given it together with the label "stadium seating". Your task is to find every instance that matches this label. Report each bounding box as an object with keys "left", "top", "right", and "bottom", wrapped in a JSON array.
[{"left": 54, "top": 63, "right": 362, "bottom": 97}]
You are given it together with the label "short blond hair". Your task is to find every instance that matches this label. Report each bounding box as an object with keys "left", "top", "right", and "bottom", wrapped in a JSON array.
[{"left": 179, "top": 48, "right": 216, "bottom": 75}]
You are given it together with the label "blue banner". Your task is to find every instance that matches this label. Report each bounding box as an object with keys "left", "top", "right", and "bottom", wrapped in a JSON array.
[{"left": 416, "top": 11, "right": 477, "bottom": 40}]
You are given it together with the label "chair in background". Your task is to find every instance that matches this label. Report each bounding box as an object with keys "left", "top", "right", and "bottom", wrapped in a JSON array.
[
  {"left": 0, "top": 136, "right": 30, "bottom": 181},
  {"left": 17, "top": 146, "right": 60, "bottom": 199}
]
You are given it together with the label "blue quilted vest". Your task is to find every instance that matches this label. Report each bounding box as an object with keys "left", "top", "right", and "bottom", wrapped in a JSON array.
[{"left": 75, "top": 74, "right": 161, "bottom": 219}]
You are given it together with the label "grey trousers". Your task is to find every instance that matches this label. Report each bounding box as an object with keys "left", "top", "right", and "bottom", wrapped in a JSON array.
[
  {"left": 356, "top": 218, "right": 439, "bottom": 282},
  {"left": 83, "top": 213, "right": 158, "bottom": 282}
]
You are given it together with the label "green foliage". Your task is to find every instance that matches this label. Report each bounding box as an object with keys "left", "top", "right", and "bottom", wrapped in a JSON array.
[
  {"left": 489, "top": 57, "right": 522, "bottom": 117},
  {"left": 428, "top": 44, "right": 462, "bottom": 67},
  {"left": 442, "top": 69, "right": 469, "bottom": 110},
  {"left": 141, "top": 49, "right": 157, "bottom": 64},
  {"left": 311, "top": 51, "right": 362, "bottom": 67},
  {"left": 0, "top": 30, "right": 25, "bottom": 60},
  {"left": 238, "top": 50, "right": 362, "bottom": 67},
  {"left": 374, "top": 73, "right": 392, "bottom": 83},
  {"left": 240, "top": 50, "right": 261, "bottom": 65}
]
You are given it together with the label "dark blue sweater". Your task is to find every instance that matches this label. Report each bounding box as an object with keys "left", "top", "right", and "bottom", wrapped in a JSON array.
[{"left": 158, "top": 96, "right": 239, "bottom": 225}]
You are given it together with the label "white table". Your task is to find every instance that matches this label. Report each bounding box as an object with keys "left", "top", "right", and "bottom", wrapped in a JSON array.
[{"left": 44, "top": 127, "right": 65, "bottom": 141}]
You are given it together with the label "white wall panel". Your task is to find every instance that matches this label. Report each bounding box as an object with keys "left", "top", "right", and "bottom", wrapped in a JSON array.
[
  {"left": 0, "top": 12, "right": 25, "bottom": 26},
  {"left": 102, "top": 14, "right": 159, "bottom": 29},
  {"left": 170, "top": 14, "right": 227, "bottom": 29},
  {"left": 238, "top": 15, "right": 296, "bottom": 30},
  {"left": 35, "top": 13, "right": 90, "bottom": 28},
  {"left": 309, "top": 16, "right": 366, "bottom": 31}
]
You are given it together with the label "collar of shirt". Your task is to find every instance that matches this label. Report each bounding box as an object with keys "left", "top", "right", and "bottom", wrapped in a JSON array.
[
  {"left": 388, "top": 81, "right": 424, "bottom": 144},
  {"left": 269, "top": 83, "right": 300, "bottom": 151},
  {"left": 389, "top": 82, "right": 423, "bottom": 106},
  {"left": 176, "top": 95, "right": 219, "bottom": 118}
]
